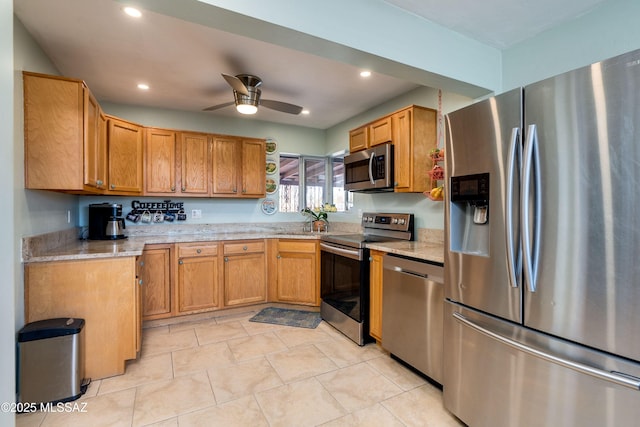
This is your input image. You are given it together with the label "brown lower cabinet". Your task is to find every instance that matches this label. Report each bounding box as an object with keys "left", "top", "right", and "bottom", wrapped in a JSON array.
[
  {"left": 139, "top": 244, "right": 173, "bottom": 320},
  {"left": 24, "top": 257, "right": 139, "bottom": 380},
  {"left": 271, "top": 239, "right": 320, "bottom": 306},
  {"left": 369, "top": 250, "right": 385, "bottom": 342},
  {"left": 223, "top": 240, "right": 267, "bottom": 307},
  {"left": 175, "top": 242, "right": 223, "bottom": 314},
  {"left": 142, "top": 238, "right": 320, "bottom": 320},
  {"left": 23, "top": 238, "right": 320, "bottom": 380}
]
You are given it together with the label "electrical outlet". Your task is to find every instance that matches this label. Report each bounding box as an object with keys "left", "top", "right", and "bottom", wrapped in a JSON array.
[{"left": 191, "top": 209, "right": 202, "bottom": 219}]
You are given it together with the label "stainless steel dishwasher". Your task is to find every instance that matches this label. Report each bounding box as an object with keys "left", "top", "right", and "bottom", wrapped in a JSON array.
[{"left": 382, "top": 254, "right": 444, "bottom": 384}]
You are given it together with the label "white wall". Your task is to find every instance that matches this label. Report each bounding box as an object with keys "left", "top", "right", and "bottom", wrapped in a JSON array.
[
  {"left": 131, "top": 0, "right": 500, "bottom": 97},
  {"left": 14, "top": 17, "right": 79, "bottom": 237},
  {"left": 1, "top": 0, "right": 14, "bottom": 421},
  {"left": 13, "top": 17, "right": 80, "bottom": 347},
  {"left": 502, "top": 0, "right": 640, "bottom": 90}
]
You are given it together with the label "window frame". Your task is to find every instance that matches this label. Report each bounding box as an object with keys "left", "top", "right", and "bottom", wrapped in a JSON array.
[{"left": 278, "top": 152, "right": 350, "bottom": 213}]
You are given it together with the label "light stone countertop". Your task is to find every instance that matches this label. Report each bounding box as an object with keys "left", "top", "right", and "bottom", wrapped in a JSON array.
[
  {"left": 366, "top": 241, "right": 444, "bottom": 265},
  {"left": 23, "top": 223, "right": 444, "bottom": 265},
  {"left": 23, "top": 232, "right": 328, "bottom": 263}
]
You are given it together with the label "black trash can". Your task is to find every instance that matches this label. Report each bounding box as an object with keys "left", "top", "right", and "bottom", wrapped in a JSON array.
[{"left": 17, "top": 318, "right": 89, "bottom": 404}]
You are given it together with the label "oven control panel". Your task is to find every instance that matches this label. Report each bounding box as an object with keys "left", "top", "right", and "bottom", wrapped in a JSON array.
[{"left": 361, "top": 212, "right": 414, "bottom": 233}]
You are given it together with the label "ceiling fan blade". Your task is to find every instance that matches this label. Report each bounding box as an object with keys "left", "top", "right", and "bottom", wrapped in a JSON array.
[
  {"left": 202, "top": 101, "right": 235, "bottom": 111},
  {"left": 221, "top": 73, "right": 249, "bottom": 96},
  {"left": 260, "top": 99, "right": 303, "bottom": 115}
]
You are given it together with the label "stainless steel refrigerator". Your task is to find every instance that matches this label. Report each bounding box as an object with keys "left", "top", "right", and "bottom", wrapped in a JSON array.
[{"left": 444, "top": 48, "right": 640, "bottom": 426}]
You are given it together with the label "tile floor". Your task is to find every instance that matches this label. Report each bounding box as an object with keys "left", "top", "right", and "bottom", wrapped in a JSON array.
[{"left": 16, "top": 308, "right": 464, "bottom": 427}]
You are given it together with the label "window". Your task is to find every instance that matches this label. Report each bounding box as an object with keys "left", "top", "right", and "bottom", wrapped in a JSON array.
[
  {"left": 304, "top": 157, "right": 326, "bottom": 210},
  {"left": 278, "top": 154, "right": 352, "bottom": 212},
  {"left": 279, "top": 155, "right": 300, "bottom": 212}
]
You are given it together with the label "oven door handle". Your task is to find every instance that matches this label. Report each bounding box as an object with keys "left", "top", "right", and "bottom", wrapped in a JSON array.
[{"left": 320, "top": 242, "right": 363, "bottom": 261}]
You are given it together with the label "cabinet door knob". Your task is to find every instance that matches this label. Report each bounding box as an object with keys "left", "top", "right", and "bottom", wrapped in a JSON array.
[
  {"left": 178, "top": 259, "right": 183, "bottom": 265},
  {"left": 369, "top": 256, "right": 373, "bottom": 262},
  {"left": 171, "top": 186, "right": 176, "bottom": 191},
  {"left": 233, "top": 188, "right": 237, "bottom": 193},
  {"left": 110, "top": 184, "right": 116, "bottom": 189},
  {"left": 139, "top": 261, "right": 145, "bottom": 266},
  {"left": 276, "top": 254, "right": 281, "bottom": 259},
  {"left": 96, "top": 180, "right": 103, "bottom": 186},
  {"left": 182, "top": 187, "right": 186, "bottom": 191},
  {"left": 138, "top": 279, "right": 143, "bottom": 285},
  {"left": 242, "top": 189, "right": 246, "bottom": 193},
  {"left": 196, "top": 249, "right": 202, "bottom": 254},
  {"left": 224, "top": 257, "right": 229, "bottom": 262}
]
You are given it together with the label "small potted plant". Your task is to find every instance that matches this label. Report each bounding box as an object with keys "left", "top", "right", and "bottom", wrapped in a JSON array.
[{"left": 302, "top": 206, "right": 330, "bottom": 232}]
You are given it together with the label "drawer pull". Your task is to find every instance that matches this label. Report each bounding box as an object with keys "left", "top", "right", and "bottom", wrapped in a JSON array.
[
  {"left": 197, "top": 249, "right": 202, "bottom": 254},
  {"left": 243, "top": 246, "right": 248, "bottom": 251}
]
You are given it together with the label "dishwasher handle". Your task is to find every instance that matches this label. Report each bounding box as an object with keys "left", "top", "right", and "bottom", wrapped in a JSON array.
[{"left": 383, "top": 254, "right": 444, "bottom": 283}]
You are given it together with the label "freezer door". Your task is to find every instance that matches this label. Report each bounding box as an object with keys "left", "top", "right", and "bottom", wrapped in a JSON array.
[
  {"left": 443, "top": 301, "right": 640, "bottom": 427},
  {"left": 523, "top": 48, "right": 640, "bottom": 362},
  {"left": 445, "top": 88, "right": 522, "bottom": 323}
]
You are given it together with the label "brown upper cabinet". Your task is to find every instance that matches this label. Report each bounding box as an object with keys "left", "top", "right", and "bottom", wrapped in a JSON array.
[
  {"left": 212, "top": 137, "right": 266, "bottom": 198},
  {"left": 23, "top": 71, "right": 106, "bottom": 193},
  {"left": 391, "top": 106, "right": 437, "bottom": 193},
  {"left": 24, "top": 71, "right": 266, "bottom": 198},
  {"left": 179, "top": 132, "right": 211, "bottom": 196},
  {"left": 144, "top": 128, "right": 177, "bottom": 195},
  {"left": 106, "top": 116, "right": 144, "bottom": 195},
  {"left": 348, "top": 116, "right": 393, "bottom": 152},
  {"left": 348, "top": 105, "right": 437, "bottom": 193}
]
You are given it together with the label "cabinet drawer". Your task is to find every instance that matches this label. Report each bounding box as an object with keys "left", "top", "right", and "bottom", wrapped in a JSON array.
[
  {"left": 278, "top": 240, "right": 317, "bottom": 253},
  {"left": 224, "top": 240, "right": 265, "bottom": 255},
  {"left": 177, "top": 243, "right": 218, "bottom": 258}
]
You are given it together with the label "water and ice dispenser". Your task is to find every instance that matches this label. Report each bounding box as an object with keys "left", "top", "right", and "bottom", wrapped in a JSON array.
[{"left": 449, "top": 173, "right": 490, "bottom": 256}]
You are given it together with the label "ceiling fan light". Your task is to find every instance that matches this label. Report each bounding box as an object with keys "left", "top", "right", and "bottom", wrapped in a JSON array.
[
  {"left": 236, "top": 103, "right": 258, "bottom": 114},
  {"left": 234, "top": 87, "right": 260, "bottom": 115}
]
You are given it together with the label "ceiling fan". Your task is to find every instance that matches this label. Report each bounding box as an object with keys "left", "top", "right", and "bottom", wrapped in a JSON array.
[{"left": 203, "top": 73, "right": 303, "bottom": 115}]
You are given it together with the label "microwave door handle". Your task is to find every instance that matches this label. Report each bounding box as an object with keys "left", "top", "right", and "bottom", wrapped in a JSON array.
[{"left": 368, "top": 154, "right": 375, "bottom": 184}]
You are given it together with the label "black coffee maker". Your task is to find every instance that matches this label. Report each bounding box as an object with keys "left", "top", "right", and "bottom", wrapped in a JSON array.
[{"left": 88, "top": 203, "right": 127, "bottom": 240}]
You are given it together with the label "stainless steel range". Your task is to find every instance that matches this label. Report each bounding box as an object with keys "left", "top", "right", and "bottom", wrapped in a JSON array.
[{"left": 320, "top": 212, "right": 414, "bottom": 345}]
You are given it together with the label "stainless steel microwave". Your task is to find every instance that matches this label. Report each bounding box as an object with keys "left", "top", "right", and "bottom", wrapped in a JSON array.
[{"left": 344, "top": 143, "right": 394, "bottom": 192}]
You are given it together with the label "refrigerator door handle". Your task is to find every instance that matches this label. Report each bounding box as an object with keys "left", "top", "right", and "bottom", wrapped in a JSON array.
[
  {"left": 453, "top": 312, "right": 640, "bottom": 390},
  {"left": 522, "top": 124, "right": 542, "bottom": 292},
  {"left": 506, "top": 127, "right": 521, "bottom": 288}
]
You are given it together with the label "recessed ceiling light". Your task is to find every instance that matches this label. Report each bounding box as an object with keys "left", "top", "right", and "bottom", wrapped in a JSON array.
[
  {"left": 123, "top": 7, "right": 142, "bottom": 18},
  {"left": 301, "top": 110, "right": 310, "bottom": 115},
  {"left": 137, "top": 83, "right": 149, "bottom": 90},
  {"left": 360, "top": 70, "right": 372, "bottom": 78}
]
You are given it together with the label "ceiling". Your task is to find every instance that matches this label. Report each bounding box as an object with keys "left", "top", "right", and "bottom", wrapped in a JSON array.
[{"left": 14, "top": 0, "right": 608, "bottom": 130}]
